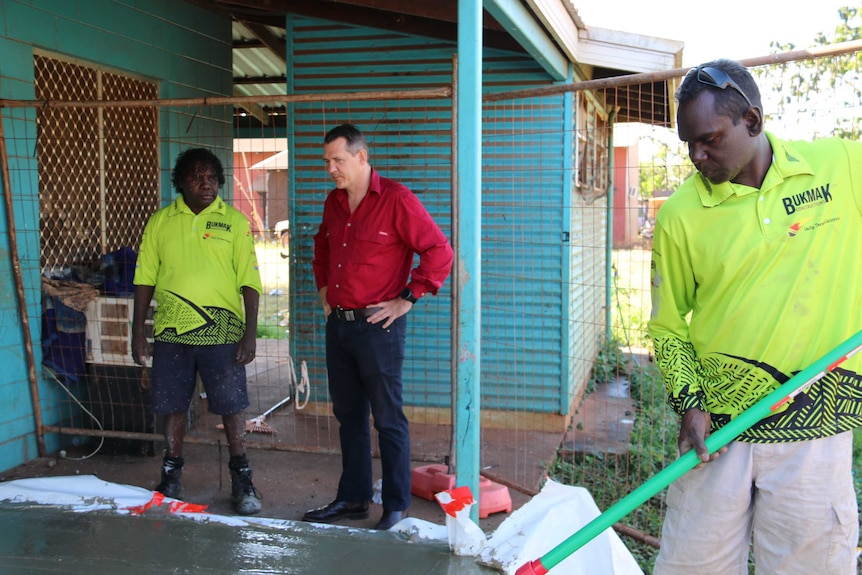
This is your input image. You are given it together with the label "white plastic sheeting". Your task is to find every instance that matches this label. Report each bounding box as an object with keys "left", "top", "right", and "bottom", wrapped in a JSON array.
[{"left": 477, "top": 479, "right": 644, "bottom": 575}]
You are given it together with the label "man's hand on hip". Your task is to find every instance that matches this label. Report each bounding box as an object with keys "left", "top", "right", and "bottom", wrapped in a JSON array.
[{"left": 367, "top": 297, "right": 413, "bottom": 329}]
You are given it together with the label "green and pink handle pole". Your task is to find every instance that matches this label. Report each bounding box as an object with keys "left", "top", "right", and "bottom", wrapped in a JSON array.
[{"left": 516, "top": 329, "right": 862, "bottom": 575}]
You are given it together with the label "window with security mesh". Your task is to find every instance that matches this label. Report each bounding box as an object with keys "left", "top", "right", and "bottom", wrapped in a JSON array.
[
  {"left": 34, "top": 53, "right": 159, "bottom": 271},
  {"left": 575, "top": 93, "right": 609, "bottom": 199}
]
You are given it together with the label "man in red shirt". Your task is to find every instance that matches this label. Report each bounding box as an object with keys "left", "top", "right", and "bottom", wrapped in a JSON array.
[{"left": 304, "top": 124, "right": 454, "bottom": 530}]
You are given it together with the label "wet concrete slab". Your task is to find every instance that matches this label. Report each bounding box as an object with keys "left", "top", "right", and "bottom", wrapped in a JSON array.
[{"left": 0, "top": 504, "right": 498, "bottom": 575}]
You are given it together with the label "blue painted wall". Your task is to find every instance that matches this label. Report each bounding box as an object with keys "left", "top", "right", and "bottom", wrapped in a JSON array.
[
  {"left": 285, "top": 16, "right": 597, "bottom": 417},
  {"left": 0, "top": 0, "right": 232, "bottom": 472}
]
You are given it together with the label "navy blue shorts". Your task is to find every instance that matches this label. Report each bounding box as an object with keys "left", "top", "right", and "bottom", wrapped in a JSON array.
[{"left": 151, "top": 341, "right": 250, "bottom": 416}]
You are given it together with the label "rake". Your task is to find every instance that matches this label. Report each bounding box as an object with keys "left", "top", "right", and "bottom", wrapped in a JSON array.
[
  {"left": 218, "top": 358, "right": 311, "bottom": 434},
  {"left": 244, "top": 394, "right": 293, "bottom": 434},
  {"left": 216, "top": 393, "right": 292, "bottom": 434},
  {"left": 247, "top": 358, "right": 311, "bottom": 432}
]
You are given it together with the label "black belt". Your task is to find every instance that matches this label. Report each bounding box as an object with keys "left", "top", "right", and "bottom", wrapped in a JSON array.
[{"left": 333, "top": 307, "right": 381, "bottom": 321}]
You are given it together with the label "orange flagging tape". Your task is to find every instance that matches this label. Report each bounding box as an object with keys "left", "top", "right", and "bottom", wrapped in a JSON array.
[
  {"left": 437, "top": 485, "right": 475, "bottom": 517},
  {"left": 126, "top": 492, "right": 209, "bottom": 515}
]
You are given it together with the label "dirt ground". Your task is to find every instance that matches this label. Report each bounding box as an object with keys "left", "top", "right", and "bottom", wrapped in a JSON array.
[
  {"left": 0, "top": 440, "right": 531, "bottom": 534},
  {"left": 0, "top": 374, "right": 635, "bottom": 534}
]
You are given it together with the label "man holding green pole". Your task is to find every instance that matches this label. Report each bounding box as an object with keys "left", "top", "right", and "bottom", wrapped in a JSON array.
[{"left": 648, "top": 59, "right": 862, "bottom": 574}]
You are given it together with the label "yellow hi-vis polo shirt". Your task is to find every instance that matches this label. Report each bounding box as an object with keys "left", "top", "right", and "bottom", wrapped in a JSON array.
[
  {"left": 134, "top": 194, "right": 262, "bottom": 346},
  {"left": 648, "top": 133, "right": 862, "bottom": 443}
]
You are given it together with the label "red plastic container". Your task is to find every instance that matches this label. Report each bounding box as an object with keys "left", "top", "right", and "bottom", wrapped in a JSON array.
[
  {"left": 412, "top": 463, "right": 512, "bottom": 518},
  {"left": 411, "top": 463, "right": 457, "bottom": 500}
]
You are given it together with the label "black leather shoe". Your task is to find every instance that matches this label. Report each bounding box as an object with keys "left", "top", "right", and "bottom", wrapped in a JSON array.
[
  {"left": 302, "top": 500, "right": 369, "bottom": 523},
  {"left": 374, "top": 510, "right": 404, "bottom": 530}
]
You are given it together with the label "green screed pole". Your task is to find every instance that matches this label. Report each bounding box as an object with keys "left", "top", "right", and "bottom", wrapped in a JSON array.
[{"left": 516, "top": 329, "right": 862, "bottom": 575}]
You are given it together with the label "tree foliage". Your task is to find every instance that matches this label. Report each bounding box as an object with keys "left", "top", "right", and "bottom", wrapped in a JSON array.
[
  {"left": 637, "top": 134, "right": 691, "bottom": 199},
  {"left": 637, "top": 6, "right": 860, "bottom": 200},
  {"left": 755, "top": 5, "right": 862, "bottom": 140}
]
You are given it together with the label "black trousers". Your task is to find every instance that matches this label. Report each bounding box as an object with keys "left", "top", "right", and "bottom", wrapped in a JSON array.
[{"left": 326, "top": 313, "right": 410, "bottom": 511}]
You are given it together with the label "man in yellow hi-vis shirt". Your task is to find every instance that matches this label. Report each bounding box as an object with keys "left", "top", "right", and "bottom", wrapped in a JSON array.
[
  {"left": 649, "top": 59, "right": 862, "bottom": 574},
  {"left": 132, "top": 148, "right": 263, "bottom": 516}
]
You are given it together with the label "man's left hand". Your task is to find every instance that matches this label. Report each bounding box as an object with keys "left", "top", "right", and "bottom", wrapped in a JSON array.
[
  {"left": 366, "top": 297, "right": 413, "bottom": 329},
  {"left": 678, "top": 408, "right": 727, "bottom": 469},
  {"left": 236, "top": 332, "right": 257, "bottom": 365}
]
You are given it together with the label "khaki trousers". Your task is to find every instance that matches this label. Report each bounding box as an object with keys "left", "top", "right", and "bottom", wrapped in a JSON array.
[{"left": 654, "top": 432, "right": 858, "bottom": 575}]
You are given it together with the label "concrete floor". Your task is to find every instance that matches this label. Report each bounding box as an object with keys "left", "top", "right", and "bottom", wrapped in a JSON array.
[{"left": 0, "top": 504, "right": 498, "bottom": 574}]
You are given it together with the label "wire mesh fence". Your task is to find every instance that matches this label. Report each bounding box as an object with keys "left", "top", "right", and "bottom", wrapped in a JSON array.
[{"left": 2, "top": 45, "right": 860, "bottom": 558}]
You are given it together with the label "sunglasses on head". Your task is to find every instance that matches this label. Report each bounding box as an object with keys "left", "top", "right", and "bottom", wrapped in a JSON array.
[{"left": 687, "top": 65, "right": 754, "bottom": 110}]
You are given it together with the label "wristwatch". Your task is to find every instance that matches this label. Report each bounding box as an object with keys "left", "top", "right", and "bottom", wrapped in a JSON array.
[{"left": 400, "top": 287, "right": 418, "bottom": 304}]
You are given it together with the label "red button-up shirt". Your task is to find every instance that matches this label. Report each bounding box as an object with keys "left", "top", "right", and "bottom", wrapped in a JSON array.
[{"left": 313, "top": 169, "right": 453, "bottom": 309}]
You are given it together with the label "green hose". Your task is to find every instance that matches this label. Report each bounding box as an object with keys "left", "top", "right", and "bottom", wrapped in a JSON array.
[{"left": 517, "top": 329, "right": 862, "bottom": 575}]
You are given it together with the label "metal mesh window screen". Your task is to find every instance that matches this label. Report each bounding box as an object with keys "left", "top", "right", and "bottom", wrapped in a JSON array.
[
  {"left": 102, "top": 72, "right": 159, "bottom": 254},
  {"left": 35, "top": 56, "right": 100, "bottom": 269},
  {"left": 34, "top": 55, "right": 159, "bottom": 270},
  {"left": 575, "top": 95, "right": 609, "bottom": 197}
]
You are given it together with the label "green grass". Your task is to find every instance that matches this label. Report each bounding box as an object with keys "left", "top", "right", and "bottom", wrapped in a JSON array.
[
  {"left": 549, "top": 337, "right": 675, "bottom": 572},
  {"left": 256, "top": 323, "right": 289, "bottom": 340},
  {"left": 611, "top": 253, "right": 653, "bottom": 349},
  {"left": 254, "top": 242, "right": 291, "bottom": 340}
]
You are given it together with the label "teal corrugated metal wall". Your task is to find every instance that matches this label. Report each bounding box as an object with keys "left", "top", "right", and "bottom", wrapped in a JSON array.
[
  {"left": 0, "top": 0, "right": 232, "bottom": 472},
  {"left": 287, "top": 16, "right": 579, "bottom": 414},
  {"left": 481, "top": 96, "right": 567, "bottom": 412},
  {"left": 0, "top": 35, "right": 42, "bottom": 468},
  {"left": 287, "top": 15, "right": 456, "bottom": 409}
]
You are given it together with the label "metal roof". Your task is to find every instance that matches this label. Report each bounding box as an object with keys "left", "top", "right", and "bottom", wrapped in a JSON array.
[
  {"left": 232, "top": 19, "right": 287, "bottom": 100},
  {"left": 196, "top": 0, "right": 683, "bottom": 126}
]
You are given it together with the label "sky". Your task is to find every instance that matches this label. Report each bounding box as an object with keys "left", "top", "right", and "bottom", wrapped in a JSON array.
[{"left": 575, "top": 0, "right": 854, "bottom": 67}]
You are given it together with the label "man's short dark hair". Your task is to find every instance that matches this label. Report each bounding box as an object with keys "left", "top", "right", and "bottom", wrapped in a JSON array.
[
  {"left": 677, "top": 59, "right": 762, "bottom": 122},
  {"left": 324, "top": 124, "right": 368, "bottom": 156},
  {"left": 171, "top": 148, "right": 226, "bottom": 192}
]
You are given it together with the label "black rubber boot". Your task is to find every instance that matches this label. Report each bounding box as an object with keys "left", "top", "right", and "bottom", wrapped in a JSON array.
[
  {"left": 155, "top": 456, "right": 184, "bottom": 500},
  {"left": 230, "top": 465, "right": 262, "bottom": 515}
]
